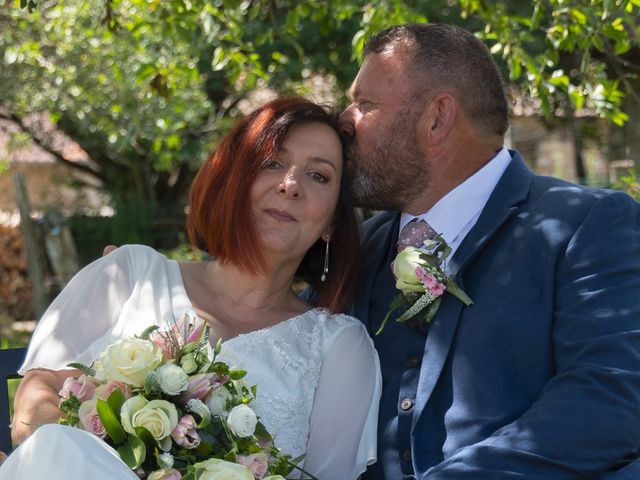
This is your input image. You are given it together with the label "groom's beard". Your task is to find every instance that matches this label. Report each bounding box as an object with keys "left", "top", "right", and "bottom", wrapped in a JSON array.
[{"left": 346, "top": 107, "right": 431, "bottom": 211}]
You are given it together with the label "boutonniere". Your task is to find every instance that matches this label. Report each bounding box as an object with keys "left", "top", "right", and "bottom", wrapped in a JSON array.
[{"left": 376, "top": 234, "right": 473, "bottom": 335}]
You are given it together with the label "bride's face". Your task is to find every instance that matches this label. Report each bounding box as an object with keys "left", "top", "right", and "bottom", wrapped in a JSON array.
[{"left": 250, "top": 121, "right": 343, "bottom": 260}]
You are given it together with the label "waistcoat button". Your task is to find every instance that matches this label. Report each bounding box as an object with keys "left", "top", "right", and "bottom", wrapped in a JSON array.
[
  {"left": 402, "top": 449, "right": 412, "bottom": 462},
  {"left": 400, "top": 398, "right": 414, "bottom": 411},
  {"left": 406, "top": 356, "right": 420, "bottom": 368}
]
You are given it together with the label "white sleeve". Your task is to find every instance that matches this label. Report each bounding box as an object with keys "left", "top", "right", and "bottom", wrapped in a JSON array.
[
  {"left": 303, "top": 320, "right": 382, "bottom": 480},
  {"left": 20, "top": 246, "right": 134, "bottom": 373}
]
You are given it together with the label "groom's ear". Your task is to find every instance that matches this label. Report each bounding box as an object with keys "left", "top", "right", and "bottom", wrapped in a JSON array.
[{"left": 420, "top": 92, "right": 458, "bottom": 146}]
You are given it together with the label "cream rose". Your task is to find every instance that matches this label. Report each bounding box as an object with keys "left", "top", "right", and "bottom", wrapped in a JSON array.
[
  {"left": 156, "top": 363, "right": 189, "bottom": 396},
  {"left": 193, "top": 459, "right": 254, "bottom": 480},
  {"left": 226, "top": 404, "right": 257, "bottom": 438},
  {"left": 393, "top": 246, "right": 425, "bottom": 292},
  {"left": 121, "top": 395, "right": 178, "bottom": 448},
  {"left": 96, "top": 337, "right": 163, "bottom": 387},
  {"left": 205, "top": 386, "right": 232, "bottom": 417}
]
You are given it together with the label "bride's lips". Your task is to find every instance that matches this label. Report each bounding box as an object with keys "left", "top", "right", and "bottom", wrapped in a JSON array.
[{"left": 265, "top": 208, "right": 297, "bottom": 222}]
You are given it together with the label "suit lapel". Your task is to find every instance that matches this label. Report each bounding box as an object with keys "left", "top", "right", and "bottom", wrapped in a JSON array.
[
  {"left": 353, "top": 212, "right": 400, "bottom": 333},
  {"left": 411, "top": 152, "right": 534, "bottom": 427}
]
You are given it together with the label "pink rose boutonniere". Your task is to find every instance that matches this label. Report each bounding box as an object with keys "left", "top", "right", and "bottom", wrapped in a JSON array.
[{"left": 377, "top": 234, "right": 473, "bottom": 335}]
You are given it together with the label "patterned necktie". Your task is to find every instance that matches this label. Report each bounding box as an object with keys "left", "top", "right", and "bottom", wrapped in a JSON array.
[{"left": 397, "top": 218, "right": 437, "bottom": 252}]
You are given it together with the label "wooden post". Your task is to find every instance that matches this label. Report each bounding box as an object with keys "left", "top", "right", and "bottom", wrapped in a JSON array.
[
  {"left": 12, "top": 172, "right": 47, "bottom": 318},
  {"left": 43, "top": 211, "right": 80, "bottom": 286}
]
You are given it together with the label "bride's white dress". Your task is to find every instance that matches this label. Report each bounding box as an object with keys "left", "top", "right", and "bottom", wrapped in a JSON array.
[{"left": 0, "top": 245, "right": 381, "bottom": 480}]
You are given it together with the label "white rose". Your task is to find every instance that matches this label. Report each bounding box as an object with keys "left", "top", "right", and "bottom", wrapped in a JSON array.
[
  {"left": 263, "top": 477, "right": 286, "bottom": 480},
  {"left": 96, "top": 337, "right": 163, "bottom": 387},
  {"left": 393, "top": 246, "right": 425, "bottom": 292},
  {"left": 226, "top": 404, "right": 257, "bottom": 438},
  {"left": 156, "top": 363, "right": 189, "bottom": 395},
  {"left": 121, "top": 395, "right": 178, "bottom": 447},
  {"left": 205, "top": 386, "right": 232, "bottom": 417},
  {"left": 193, "top": 458, "right": 253, "bottom": 480}
]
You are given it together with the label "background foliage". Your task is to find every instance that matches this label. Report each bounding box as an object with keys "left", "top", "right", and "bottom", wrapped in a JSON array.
[{"left": 1, "top": 0, "right": 639, "bottom": 245}]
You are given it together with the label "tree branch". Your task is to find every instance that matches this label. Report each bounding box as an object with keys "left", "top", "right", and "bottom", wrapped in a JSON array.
[{"left": 0, "top": 112, "right": 105, "bottom": 182}]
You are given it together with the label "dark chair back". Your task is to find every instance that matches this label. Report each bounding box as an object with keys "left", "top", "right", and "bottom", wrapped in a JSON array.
[{"left": 0, "top": 347, "right": 27, "bottom": 453}]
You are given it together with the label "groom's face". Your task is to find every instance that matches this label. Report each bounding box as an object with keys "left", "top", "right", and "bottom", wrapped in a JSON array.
[{"left": 340, "top": 48, "right": 431, "bottom": 211}]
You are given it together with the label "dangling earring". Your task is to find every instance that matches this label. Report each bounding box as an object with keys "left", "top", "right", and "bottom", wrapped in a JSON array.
[{"left": 321, "top": 233, "right": 330, "bottom": 282}]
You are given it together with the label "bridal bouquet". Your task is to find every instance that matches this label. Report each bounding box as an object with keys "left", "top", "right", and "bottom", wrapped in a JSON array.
[
  {"left": 56, "top": 313, "right": 308, "bottom": 480},
  {"left": 377, "top": 234, "right": 473, "bottom": 335}
]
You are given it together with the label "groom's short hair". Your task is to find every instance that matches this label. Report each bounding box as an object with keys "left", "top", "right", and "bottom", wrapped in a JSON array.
[{"left": 364, "top": 23, "right": 510, "bottom": 137}]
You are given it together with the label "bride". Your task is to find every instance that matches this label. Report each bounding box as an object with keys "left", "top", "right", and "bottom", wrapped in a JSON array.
[{"left": 1, "top": 98, "right": 381, "bottom": 479}]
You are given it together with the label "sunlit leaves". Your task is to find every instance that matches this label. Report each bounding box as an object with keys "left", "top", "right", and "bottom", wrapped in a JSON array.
[{"left": 462, "top": 0, "right": 639, "bottom": 124}]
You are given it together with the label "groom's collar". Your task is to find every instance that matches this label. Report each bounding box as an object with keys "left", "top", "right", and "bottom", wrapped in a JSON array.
[{"left": 399, "top": 146, "right": 512, "bottom": 255}]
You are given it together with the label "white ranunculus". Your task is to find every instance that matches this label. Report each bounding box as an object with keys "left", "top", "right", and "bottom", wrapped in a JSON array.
[
  {"left": 156, "top": 363, "right": 189, "bottom": 395},
  {"left": 121, "top": 395, "right": 178, "bottom": 445},
  {"left": 393, "top": 246, "right": 425, "bottom": 293},
  {"left": 205, "top": 386, "right": 232, "bottom": 417},
  {"left": 193, "top": 459, "right": 254, "bottom": 480},
  {"left": 96, "top": 337, "right": 163, "bottom": 387},
  {"left": 226, "top": 404, "right": 257, "bottom": 438},
  {"left": 262, "top": 477, "right": 286, "bottom": 480}
]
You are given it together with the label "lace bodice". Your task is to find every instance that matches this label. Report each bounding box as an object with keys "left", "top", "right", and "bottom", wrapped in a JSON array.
[
  {"left": 21, "top": 245, "right": 381, "bottom": 479},
  {"left": 219, "top": 310, "right": 360, "bottom": 459}
]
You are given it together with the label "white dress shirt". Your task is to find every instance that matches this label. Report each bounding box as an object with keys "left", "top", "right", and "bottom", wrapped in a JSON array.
[{"left": 399, "top": 147, "right": 512, "bottom": 272}]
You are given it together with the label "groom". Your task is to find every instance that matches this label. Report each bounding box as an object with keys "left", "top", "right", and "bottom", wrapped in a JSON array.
[{"left": 341, "top": 24, "right": 640, "bottom": 479}]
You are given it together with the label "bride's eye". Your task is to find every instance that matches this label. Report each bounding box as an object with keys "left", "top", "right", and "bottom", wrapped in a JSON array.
[
  {"left": 309, "top": 171, "right": 329, "bottom": 183},
  {"left": 263, "top": 159, "right": 281, "bottom": 169}
]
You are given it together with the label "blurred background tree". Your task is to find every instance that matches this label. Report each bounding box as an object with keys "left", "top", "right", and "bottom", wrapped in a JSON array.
[{"left": 1, "top": 0, "right": 639, "bottom": 245}]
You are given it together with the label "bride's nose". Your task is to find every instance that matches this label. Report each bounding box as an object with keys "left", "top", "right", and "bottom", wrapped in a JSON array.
[{"left": 278, "top": 169, "right": 300, "bottom": 198}]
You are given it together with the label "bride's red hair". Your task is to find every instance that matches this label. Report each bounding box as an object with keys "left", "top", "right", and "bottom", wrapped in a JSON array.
[{"left": 187, "top": 97, "right": 360, "bottom": 313}]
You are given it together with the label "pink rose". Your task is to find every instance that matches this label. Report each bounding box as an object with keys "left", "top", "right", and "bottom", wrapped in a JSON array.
[
  {"left": 58, "top": 374, "right": 96, "bottom": 402},
  {"left": 415, "top": 268, "right": 437, "bottom": 289},
  {"left": 95, "top": 380, "right": 131, "bottom": 401},
  {"left": 236, "top": 453, "right": 269, "bottom": 479},
  {"left": 171, "top": 414, "right": 200, "bottom": 449},
  {"left": 429, "top": 281, "right": 446, "bottom": 296},
  {"left": 78, "top": 399, "right": 106, "bottom": 438}
]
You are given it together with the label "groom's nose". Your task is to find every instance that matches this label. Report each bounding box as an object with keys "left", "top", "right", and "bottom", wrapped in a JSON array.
[{"left": 338, "top": 105, "right": 356, "bottom": 140}]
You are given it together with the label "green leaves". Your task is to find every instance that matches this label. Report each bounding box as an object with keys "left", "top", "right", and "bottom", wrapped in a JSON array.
[
  {"left": 4, "top": 0, "right": 638, "bottom": 225},
  {"left": 117, "top": 434, "right": 147, "bottom": 469},
  {"left": 66, "top": 362, "right": 97, "bottom": 377},
  {"left": 95, "top": 389, "right": 153, "bottom": 469},
  {"left": 97, "top": 396, "right": 127, "bottom": 445}
]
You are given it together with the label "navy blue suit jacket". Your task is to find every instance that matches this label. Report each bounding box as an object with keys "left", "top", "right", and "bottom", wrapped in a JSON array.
[{"left": 356, "top": 151, "right": 640, "bottom": 479}]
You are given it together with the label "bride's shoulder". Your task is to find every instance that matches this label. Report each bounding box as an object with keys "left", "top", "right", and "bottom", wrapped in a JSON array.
[
  {"left": 303, "top": 308, "right": 368, "bottom": 339},
  {"left": 106, "top": 244, "right": 167, "bottom": 266}
]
